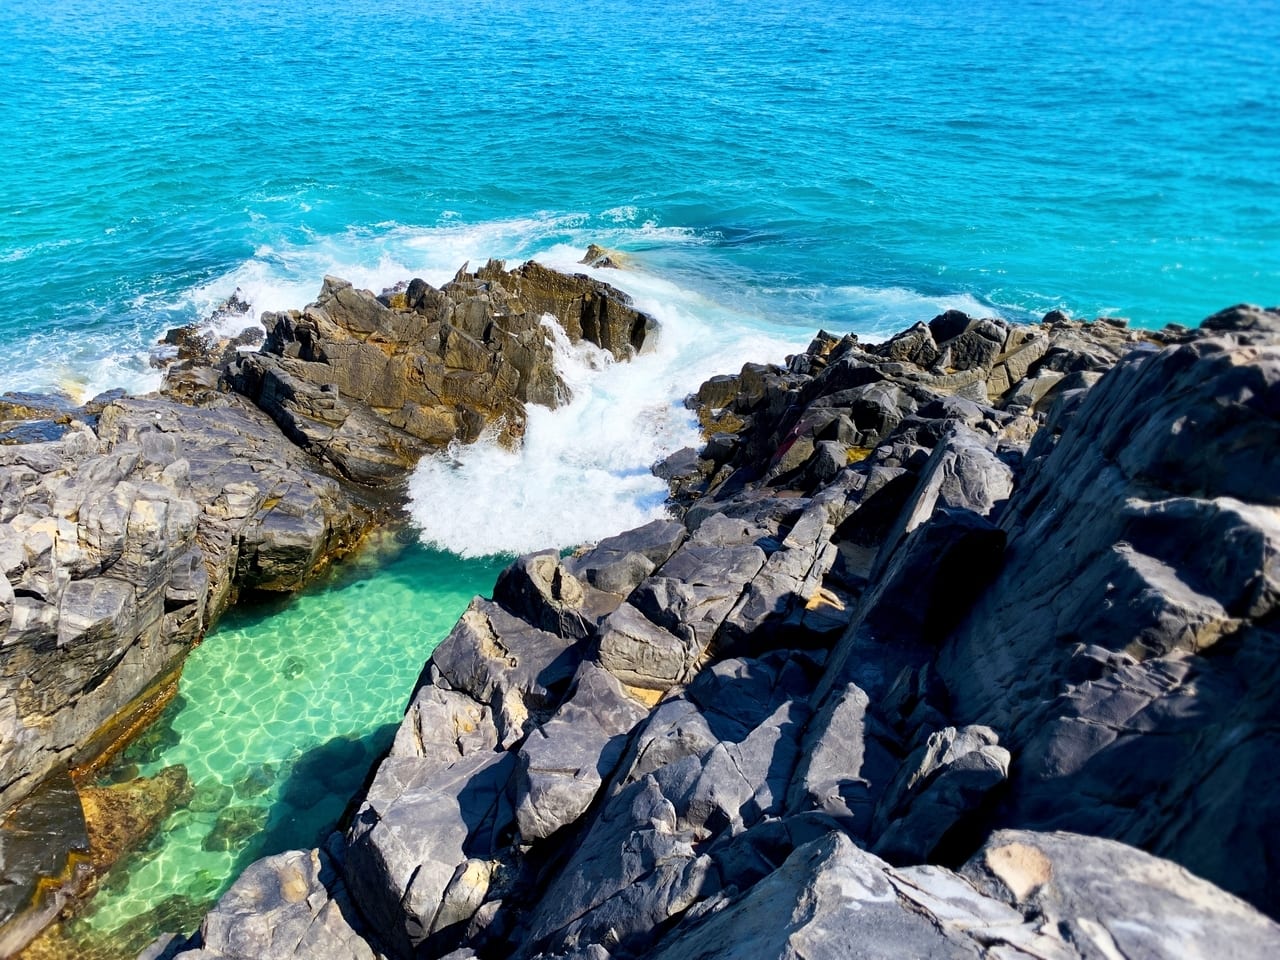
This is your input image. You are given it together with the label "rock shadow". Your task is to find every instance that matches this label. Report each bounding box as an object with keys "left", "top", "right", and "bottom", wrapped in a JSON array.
[{"left": 224, "top": 722, "right": 400, "bottom": 881}]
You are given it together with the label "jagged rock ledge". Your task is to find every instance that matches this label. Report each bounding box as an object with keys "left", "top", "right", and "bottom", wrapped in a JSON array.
[
  {"left": 0, "top": 258, "right": 653, "bottom": 958},
  {"left": 157, "top": 302, "right": 1280, "bottom": 960}
]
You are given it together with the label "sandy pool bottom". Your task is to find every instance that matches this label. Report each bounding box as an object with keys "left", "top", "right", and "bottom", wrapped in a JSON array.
[{"left": 34, "top": 531, "right": 507, "bottom": 960}]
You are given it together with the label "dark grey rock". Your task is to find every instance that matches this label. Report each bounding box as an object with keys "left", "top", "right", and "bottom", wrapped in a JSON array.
[
  {"left": 962, "top": 830, "right": 1280, "bottom": 960},
  {"left": 941, "top": 318, "right": 1006, "bottom": 372},
  {"left": 563, "top": 518, "right": 687, "bottom": 597},
  {"left": 835, "top": 381, "right": 919, "bottom": 445},
  {"left": 871, "top": 322, "right": 940, "bottom": 369},
  {"left": 493, "top": 551, "right": 600, "bottom": 640},
  {"left": 1200, "top": 303, "right": 1280, "bottom": 334},
  {"left": 387, "top": 684, "right": 498, "bottom": 774},
  {"left": 651, "top": 828, "right": 1280, "bottom": 960},
  {"left": 928, "top": 309, "right": 978, "bottom": 347},
  {"left": 715, "top": 498, "right": 842, "bottom": 652},
  {"left": 612, "top": 697, "right": 721, "bottom": 789},
  {"left": 870, "top": 725, "right": 1010, "bottom": 863},
  {"left": 597, "top": 601, "right": 695, "bottom": 693},
  {"left": 935, "top": 329, "right": 1280, "bottom": 913},
  {"left": 521, "top": 654, "right": 817, "bottom": 958},
  {"left": 520, "top": 776, "right": 703, "bottom": 954},
  {"left": 515, "top": 663, "right": 648, "bottom": 842},
  {"left": 174, "top": 848, "right": 379, "bottom": 960},
  {"left": 785, "top": 682, "right": 900, "bottom": 837},
  {"left": 874, "top": 423, "right": 1013, "bottom": 573},
  {"left": 344, "top": 750, "right": 516, "bottom": 958},
  {"left": 647, "top": 833, "right": 1011, "bottom": 960},
  {"left": 429, "top": 598, "right": 584, "bottom": 747},
  {"left": 628, "top": 536, "right": 768, "bottom": 662},
  {"left": 822, "top": 506, "right": 1006, "bottom": 708}
]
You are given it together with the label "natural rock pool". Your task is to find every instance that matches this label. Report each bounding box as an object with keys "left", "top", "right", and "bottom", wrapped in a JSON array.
[{"left": 24, "top": 531, "right": 506, "bottom": 960}]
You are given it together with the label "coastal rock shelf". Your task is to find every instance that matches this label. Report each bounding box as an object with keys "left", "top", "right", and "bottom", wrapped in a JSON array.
[
  {"left": 0, "top": 392, "right": 369, "bottom": 958},
  {"left": 160, "top": 301, "right": 1280, "bottom": 958},
  {"left": 0, "top": 261, "right": 653, "bottom": 958},
  {"left": 0, "top": 397, "right": 367, "bottom": 809}
]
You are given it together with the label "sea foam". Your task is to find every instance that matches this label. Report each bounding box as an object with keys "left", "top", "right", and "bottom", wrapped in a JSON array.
[
  {"left": 406, "top": 257, "right": 805, "bottom": 558},
  {"left": 4, "top": 211, "right": 1004, "bottom": 460}
]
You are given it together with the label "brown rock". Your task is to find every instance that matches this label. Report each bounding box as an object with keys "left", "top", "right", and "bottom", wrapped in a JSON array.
[{"left": 229, "top": 263, "right": 653, "bottom": 485}]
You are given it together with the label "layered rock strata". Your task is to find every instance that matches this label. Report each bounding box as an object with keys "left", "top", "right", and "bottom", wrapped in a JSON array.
[
  {"left": 0, "top": 392, "right": 368, "bottom": 958},
  {"left": 0, "top": 395, "right": 368, "bottom": 815},
  {"left": 168, "top": 304, "right": 1280, "bottom": 959},
  {"left": 0, "top": 260, "right": 653, "bottom": 956}
]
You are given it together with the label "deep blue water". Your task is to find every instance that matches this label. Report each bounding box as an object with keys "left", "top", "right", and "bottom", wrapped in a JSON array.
[{"left": 2, "top": 0, "right": 1277, "bottom": 400}]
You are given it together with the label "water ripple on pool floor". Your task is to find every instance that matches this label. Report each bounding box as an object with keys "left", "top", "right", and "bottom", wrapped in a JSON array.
[{"left": 51, "top": 531, "right": 507, "bottom": 960}]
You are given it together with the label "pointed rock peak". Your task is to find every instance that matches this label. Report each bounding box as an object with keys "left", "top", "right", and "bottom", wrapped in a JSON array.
[{"left": 320, "top": 275, "right": 352, "bottom": 296}]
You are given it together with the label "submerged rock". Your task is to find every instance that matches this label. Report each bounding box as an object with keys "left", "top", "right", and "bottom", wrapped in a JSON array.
[
  {"left": 79, "top": 765, "right": 194, "bottom": 872},
  {"left": 188, "top": 781, "right": 234, "bottom": 815},
  {"left": 202, "top": 805, "right": 269, "bottom": 853},
  {"left": 0, "top": 770, "right": 92, "bottom": 960}
]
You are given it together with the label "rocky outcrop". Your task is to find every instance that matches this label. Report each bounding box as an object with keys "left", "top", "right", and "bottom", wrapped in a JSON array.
[
  {"left": 152, "top": 289, "right": 263, "bottom": 373},
  {"left": 1, "top": 258, "right": 657, "bottom": 957},
  {"left": 930, "top": 306, "right": 1280, "bottom": 912},
  {"left": 0, "top": 394, "right": 369, "bottom": 818},
  {"left": 646, "top": 829, "right": 1280, "bottom": 960},
  {"left": 168, "top": 304, "right": 1280, "bottom": 959},
  {"left": 144, "top": 845, "right": 378, "bottom": 960},
  {"left": 227, "top": 260, "right": 653, "bottom": 485},
  {"left": 0, "top": 389, "right": 375, "bottom": 952}
]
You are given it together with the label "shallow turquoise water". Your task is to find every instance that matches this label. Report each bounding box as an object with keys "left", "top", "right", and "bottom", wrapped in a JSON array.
[{"left": 63, "top": 535, "right": 506, "bottom": 957}]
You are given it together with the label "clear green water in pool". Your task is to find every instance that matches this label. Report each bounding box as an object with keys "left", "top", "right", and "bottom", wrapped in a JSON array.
[{"left": 61, "top": 533, "right": 507, "bottom": 958}]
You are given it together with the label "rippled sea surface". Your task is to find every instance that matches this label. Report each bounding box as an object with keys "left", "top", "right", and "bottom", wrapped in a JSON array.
[
  {"left": 3, "top": 0, "right": 1278, "bottom": 401},
  {"left": 3, "top": 0, "right": 1277, "bottom": 954}
]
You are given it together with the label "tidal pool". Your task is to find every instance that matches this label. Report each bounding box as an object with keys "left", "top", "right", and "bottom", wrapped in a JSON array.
[{"left": 41, "top": 531, "right": 507, "bottom": 960}]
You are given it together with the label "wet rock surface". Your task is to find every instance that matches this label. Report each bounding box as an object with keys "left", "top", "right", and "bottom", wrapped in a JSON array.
[
  {"left": 0, "top": 770, "right": 92, "bottom": 959},
  {"left": 167, "top": 304, "right": 1280, "bottom": 959}
]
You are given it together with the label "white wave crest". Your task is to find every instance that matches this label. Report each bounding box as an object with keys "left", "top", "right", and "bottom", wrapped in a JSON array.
[{"left": 406, "top": 263, "right": 805, "bottom": 558}]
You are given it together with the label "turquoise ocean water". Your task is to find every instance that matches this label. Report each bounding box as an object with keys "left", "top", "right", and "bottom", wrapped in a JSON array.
[
  {"left": 4, "top": 0, "right": 1277, "bottom": 404},
  {"left": 2, "top": 0, "right": 1278, "bottom": 954}
]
